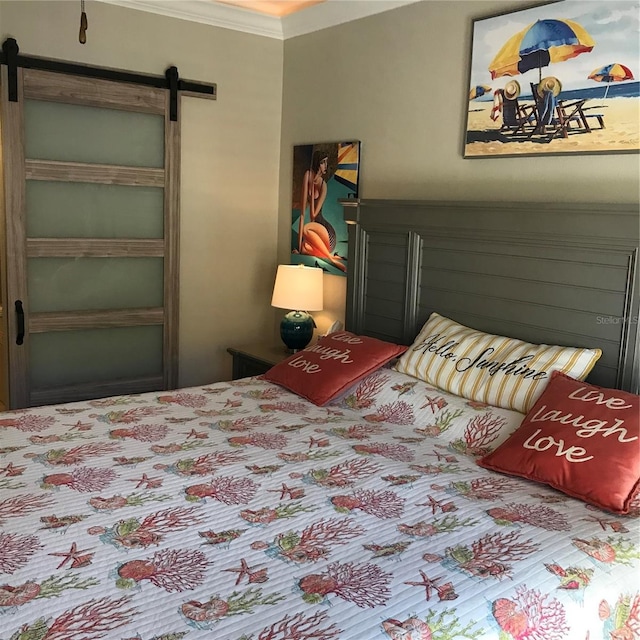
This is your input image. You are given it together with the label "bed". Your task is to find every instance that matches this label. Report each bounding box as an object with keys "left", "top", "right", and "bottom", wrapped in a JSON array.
[{"left": 0, "top": 199, "right": 638, "bottom": 640}]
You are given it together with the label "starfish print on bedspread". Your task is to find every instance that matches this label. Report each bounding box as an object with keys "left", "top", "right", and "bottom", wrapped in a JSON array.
[{"left": 48, "top": 542, "right": 94, "bottom": 569}]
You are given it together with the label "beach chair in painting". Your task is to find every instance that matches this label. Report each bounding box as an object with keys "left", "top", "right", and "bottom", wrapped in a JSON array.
[
  {"left": 494, "top": 81, "right": 536, "bottom": 135},
  {"left": 579, "top": 104, "right": 606, "bottom": 130},
  {"left": 529, "top": 78, "right": 605, "bottom": 140}
]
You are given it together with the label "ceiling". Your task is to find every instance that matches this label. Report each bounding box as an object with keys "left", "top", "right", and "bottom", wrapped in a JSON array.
[{"left": 97, "top": 0, "right": 422, "bottom": 39}]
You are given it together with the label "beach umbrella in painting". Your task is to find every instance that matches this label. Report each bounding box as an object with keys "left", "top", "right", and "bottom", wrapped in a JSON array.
[
  {"left": 469, "top": 85, "right": 492, "bottom": 100},
  {"left": 489, "top": 19, "right": 595, "bottom": 83},
  {"left": 588, "top": 63, "right": 634, "bottom": 99}
]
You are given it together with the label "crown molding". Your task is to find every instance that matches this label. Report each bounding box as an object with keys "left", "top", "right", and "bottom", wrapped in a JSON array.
[
  {"left": 96, "top": 0, "right": 422, "bottom": 40},
  {"left": 97, "top": 0, "right": 285, "bottom": 38}
]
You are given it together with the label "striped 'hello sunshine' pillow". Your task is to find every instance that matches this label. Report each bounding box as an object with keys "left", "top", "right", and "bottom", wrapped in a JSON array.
[{"left": 394, "top": 313, "right": 602, "bottom": 413}]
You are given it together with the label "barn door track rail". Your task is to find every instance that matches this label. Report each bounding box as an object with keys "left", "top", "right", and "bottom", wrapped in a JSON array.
[{"left": 0, "top": 38, "right": 216, "bottom": 120}]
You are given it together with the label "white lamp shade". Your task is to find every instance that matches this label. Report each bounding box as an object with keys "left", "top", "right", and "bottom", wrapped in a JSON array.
[{"left": 271, "top": 264, "right": 323, "bottom": 311}]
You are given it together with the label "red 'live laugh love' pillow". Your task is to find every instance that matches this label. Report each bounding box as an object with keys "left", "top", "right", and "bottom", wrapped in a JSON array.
[
  {"left": 479, "top": 371, "right": 640, "bottom": 514},
  {"left": 264, "top": 332, "right": 407, "bottom": 406}
]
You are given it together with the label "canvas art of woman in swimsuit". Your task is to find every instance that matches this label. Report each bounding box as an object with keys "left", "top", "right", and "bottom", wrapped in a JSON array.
[{"left": 296, "top": 149, "right": 347, "bottom": 273}]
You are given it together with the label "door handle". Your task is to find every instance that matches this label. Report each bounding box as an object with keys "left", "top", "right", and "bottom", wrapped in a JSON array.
[{"left": 15, "top": 300, "right": 24, "bottom": 345}]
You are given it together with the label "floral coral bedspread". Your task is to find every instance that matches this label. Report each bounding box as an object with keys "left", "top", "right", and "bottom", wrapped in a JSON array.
[{"left": 0, "top": 368, "right": 638, "bottom": 640}]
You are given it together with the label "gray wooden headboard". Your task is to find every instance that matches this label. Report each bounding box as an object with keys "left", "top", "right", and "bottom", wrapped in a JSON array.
[{"left": 341, "top": 199, "right": 639, "bottom": 393}]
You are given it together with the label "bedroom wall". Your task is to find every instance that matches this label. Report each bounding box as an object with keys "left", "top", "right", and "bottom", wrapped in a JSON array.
[
  {"left": 279, "top": 0, "right": 640, "bottom": 332},
  {"left": 0, "top": 0, "right": 283, "bottom": 387}
]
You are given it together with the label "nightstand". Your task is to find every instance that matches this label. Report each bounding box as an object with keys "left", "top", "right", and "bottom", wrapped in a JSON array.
[{"left": 227, "top": 343, "right": 291, "bottom": 380}]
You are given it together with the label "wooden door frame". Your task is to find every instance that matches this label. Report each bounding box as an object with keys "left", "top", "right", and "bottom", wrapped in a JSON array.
[{"left": 0, "top": 65, "right": 28, "bottom": 407}]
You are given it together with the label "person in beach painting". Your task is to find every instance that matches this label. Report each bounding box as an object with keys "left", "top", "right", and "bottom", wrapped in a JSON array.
[{"left": 295, "top": 149, "right": 347, "bottom": 273}]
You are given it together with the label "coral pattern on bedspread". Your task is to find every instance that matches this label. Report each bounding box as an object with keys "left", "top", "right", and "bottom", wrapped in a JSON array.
[{"left": 0, "top": 368, "right": 637, "bottom": 639}]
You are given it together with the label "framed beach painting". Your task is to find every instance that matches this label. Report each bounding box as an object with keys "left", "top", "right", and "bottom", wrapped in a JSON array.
[
  {"left": 290, "top": 141, "right": 360, "bottom": 277},
  {"left": 464, "top": 0, "right": 640, "bottom": 158}
]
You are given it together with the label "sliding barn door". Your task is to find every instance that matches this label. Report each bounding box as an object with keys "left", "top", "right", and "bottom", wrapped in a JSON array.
[{"left": 0, "top": 67, "right": 179, "bottom": 408}]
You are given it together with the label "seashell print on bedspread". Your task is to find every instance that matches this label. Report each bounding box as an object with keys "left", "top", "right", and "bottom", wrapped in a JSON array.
[{"left": 0, "top": 370, "right": 637, "bottom": 639}]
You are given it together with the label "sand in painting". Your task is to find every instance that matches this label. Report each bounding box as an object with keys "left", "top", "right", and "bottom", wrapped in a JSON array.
[{"left": 465, "top": 97, "right": 639, "bottom": 156}]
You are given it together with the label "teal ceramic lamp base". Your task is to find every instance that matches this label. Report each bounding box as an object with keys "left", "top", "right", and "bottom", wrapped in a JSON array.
[{"left": 280, "top": 311, "right": 315, "bottom": 351}]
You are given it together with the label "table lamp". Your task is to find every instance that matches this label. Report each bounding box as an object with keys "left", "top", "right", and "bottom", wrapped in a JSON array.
[{"left": 271, "top": 264, "right": 323, "bottom": 351}]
